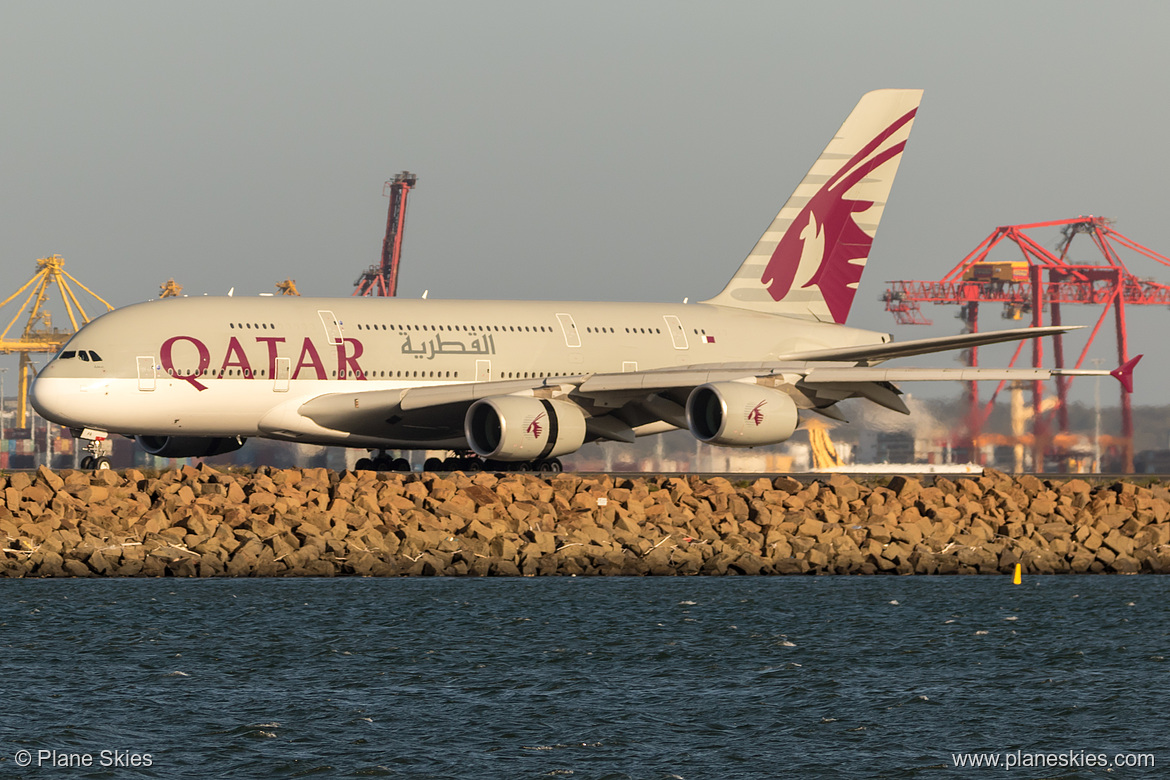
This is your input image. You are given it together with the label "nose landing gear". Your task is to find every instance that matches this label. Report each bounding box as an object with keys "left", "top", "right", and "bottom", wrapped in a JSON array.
[{"left": 76, "top": 428, "right": 113, "bottom": 470}]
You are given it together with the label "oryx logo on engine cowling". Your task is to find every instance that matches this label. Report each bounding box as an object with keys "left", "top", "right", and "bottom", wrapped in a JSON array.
[
  {"left": 746, "top": 401, "right": 766, "bottom": 427},
  {"left": 526, "top": 412, "right": 547, "bottom": 440}
]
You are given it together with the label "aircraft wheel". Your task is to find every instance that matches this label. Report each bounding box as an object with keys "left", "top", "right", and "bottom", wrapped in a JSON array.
[
  {"left": 537, "top": 459, "right": 562, "bottom": 473},
  {"left": 464, "top": 459, "right": 483, "bottom": 472},
  {"left": 94, "top": 457, "right": 112, "bottom": 471},
  {"left": 80, "top": 456, "right": 94, "bottom": 470},
  {"left": 392, "top": 457, "right": 411, "bottom": 472},
  {"left": 372, "top": 454, "right": 394, "bottom": 471},
  {"left": 424, "top": 457, "right": 444, "bottom": 472},
  {"left": 354, "top": 457, "right": 375, "bottom": 471}
]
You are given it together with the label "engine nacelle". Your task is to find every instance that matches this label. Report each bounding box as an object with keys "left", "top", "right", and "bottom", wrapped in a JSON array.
[
  {"left": 465, "top": 397, "right": 587, "bottom": 461},
  {"left": 136, "top": 435, "right": 247, "bottom": 458},
  {"left": 686, "top": 383, "right": 799, "bottom": 447}
]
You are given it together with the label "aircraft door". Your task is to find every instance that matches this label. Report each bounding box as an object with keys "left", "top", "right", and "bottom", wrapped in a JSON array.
[
  {"left": 556, "top": 313, "right": 581, "bottom": 348},
  {"left": 663, "top": 315, "right": 689, "bottom": 349},
  {"left": 137, "top": 356, "right": 156, "bottom": 391},
  {"left": 274, "top": 357, "right": 291, "bottom": 392},
  {"left": 318, "top": 310, "right": 343, "bottom": 344},
  {"left": 475, "top": 360, "right": 491, "bottom": 382}
]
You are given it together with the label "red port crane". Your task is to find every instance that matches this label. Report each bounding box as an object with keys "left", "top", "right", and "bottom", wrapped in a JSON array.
[
  {"left": 353, "top": 172, "right": 418, "bottom": 297},
  {"left": 882, "top": 217, "right": 1170, "bottom": 473}
]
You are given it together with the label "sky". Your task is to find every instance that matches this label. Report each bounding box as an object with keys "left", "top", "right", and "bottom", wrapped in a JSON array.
[{"left": 3, "top": 0, "right": 1169, "bottom": 413}]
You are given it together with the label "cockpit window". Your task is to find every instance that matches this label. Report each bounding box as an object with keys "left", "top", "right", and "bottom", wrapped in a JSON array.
[
  {"left": 88, "top": 351, "right": 103, "bottom": 362},
  {"left": 59, "top": 351, "right": 76, "bottom": 360},
  {"left": 79, "top": 352, "right": 90, "bottom": 362}
]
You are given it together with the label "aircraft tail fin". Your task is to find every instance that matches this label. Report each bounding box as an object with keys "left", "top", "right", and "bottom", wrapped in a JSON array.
[{"left": 704, "top": 88, "right": 923, "bottom": 324}]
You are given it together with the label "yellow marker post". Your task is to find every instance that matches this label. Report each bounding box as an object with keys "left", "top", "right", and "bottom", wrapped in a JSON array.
[{"left": 1012, "top": 563, "right": 1022, "bottom": 585}]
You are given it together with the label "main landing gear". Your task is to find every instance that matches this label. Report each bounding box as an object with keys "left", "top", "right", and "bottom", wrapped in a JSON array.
[
  {"left": 354, "top": 450, "right": 412, "bottom": 472},
  {"left": 422, "top": 452, "right": 563, "bottom": 473}
]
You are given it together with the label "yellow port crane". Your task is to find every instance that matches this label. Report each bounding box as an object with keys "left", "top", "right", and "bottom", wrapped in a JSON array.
[
  {"left": 160, "top": 279, "right": 301, "bottom": 297},
  {"left": 159, "top": 279, "right": 183, "bottom": 298},
  {"left": 0, "top": 255, "right": 113, "bottom": 427},
  {"left": 276, "top": 278, "right": 300, "bottom": 296}
]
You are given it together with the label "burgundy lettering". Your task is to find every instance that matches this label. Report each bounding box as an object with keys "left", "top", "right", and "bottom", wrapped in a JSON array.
[
  {"left": 219, "top": 336, "right": 253, "bottom": 377},
  {"left": 293, "top": 338, "right": 327, "bottom": 380},
  {"left": 160, "top": 336, "right": 210, "bottom": 391},
  {"left": 255, "top": 336, "right": 286, "bottom": 378},
  {"left": 336, "top": 338, "right": 365, "bottom": 380}
]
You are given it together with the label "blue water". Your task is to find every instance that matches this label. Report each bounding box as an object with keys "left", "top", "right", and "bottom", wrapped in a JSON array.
[{"left": 2, "top": 576, "right": 1168, "bottom": 779}]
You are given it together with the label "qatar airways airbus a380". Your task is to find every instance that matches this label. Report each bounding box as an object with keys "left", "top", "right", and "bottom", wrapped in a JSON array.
[{"left": 31, "top": 89, "right": 1138, "bottom": 470}]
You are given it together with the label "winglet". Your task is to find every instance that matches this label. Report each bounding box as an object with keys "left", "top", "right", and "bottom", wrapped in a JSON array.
[{"left": 1110, "top": 354, "right": 1142, "bottom": 394}]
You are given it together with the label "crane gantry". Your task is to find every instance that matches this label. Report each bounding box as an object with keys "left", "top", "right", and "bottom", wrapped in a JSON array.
[
  {"left": 0, "top": 255, "right": 113, "bottom": 428},
  {"left": 882, "top": 217, "right": 1170, "bottom": 473}
]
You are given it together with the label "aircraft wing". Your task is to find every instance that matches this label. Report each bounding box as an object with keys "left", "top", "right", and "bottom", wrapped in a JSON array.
[
  {"left": 565, "top": 354, "right": 1139, "bottom": 422},
  {"left": 773, "top": 324, "right": 1077, "bottom": 364},
  {"left": 288, "top": 326, "right": 1136, "bottom": 442}
]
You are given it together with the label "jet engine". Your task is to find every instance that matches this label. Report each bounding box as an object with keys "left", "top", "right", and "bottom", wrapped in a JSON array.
[
  {"left": 465, "top": 397, "right": 587, "bottom": 461},
  {"left": 686, "top": 383, "right": 799, "bottom": 447},
  {"left": 136, "top": 435, "right": 247, "bottom": 458}
]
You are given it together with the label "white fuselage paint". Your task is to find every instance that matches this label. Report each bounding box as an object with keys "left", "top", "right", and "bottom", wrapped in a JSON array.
[{"left": 32, "top": 296, "right": 888, "bottom": 450}]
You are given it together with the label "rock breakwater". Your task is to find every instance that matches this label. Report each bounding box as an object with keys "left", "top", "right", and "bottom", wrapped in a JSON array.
[{"left": 2, "top": 465, "right": 1168, "bottom": 577}]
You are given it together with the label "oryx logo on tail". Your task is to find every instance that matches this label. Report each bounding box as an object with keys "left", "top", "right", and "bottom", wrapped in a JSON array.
[
  {"left": 703, "top": 89, "right": 922, "bottom": 324},
  {"left": 761, "top": 107, "right": 917, "bottom": 324}
]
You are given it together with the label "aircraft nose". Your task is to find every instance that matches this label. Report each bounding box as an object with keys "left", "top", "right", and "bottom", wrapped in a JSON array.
[{"left": 30, "top": 375, "right": 74, "bottom": 427}]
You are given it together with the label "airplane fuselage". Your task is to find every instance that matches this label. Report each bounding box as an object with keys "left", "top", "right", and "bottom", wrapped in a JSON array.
[{"left": 33, "top": 296, "right": 888, "bottom": 449}]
